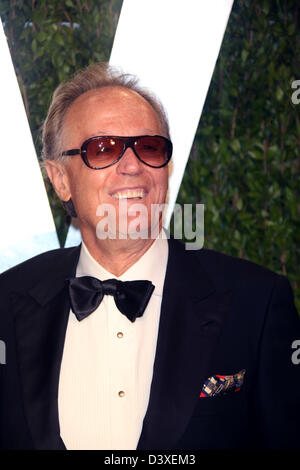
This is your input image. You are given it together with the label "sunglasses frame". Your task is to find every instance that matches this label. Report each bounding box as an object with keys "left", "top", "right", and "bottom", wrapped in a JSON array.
[{"left": 61, "top": 135, "right": 173, "bottom": 170}]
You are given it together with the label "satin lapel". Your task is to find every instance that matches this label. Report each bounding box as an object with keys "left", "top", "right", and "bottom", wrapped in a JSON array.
[
  {"left": 12, "top": 246, "right": 81, "bottom": 450},
  {"left": 137, "top": 239, "right": 232, "bottom": 450}
]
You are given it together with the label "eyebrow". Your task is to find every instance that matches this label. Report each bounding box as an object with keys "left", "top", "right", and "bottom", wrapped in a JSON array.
[{"left": 86, "top": 130, "right": 159, "bottom": 137}]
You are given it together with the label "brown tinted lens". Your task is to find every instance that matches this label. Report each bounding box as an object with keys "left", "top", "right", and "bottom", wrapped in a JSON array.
[
  {"left": 86, "top": 137, "right": 124, "bottom": 168},
  {"left": 134, "top": 136, "right": 169, "bottom": 167}
]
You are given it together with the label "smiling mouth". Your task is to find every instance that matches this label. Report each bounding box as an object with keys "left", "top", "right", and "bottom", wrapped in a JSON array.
[{"left": 110, "top": 188, "right": 147, "bottom": 200}]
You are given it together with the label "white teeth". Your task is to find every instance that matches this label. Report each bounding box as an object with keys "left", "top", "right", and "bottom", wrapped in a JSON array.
[{"left": 111, "top": 189, "right": 146, "bottom": 199}]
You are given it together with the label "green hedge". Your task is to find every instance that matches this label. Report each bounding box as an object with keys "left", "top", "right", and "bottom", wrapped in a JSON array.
[
  {"left": 176, "top": 0, "right": 300, "bottom": 311},
  {"left": 1, "top": 0, "right": 300, "bottom": 310}
]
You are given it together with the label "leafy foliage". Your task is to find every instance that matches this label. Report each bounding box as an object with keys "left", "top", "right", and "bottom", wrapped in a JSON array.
[{"left": 176, "top": 0, "right": 300, "bottom": 311}]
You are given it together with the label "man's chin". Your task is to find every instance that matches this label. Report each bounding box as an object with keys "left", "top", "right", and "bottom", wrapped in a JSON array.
[
  {"left": 95, "top": 199, "right": 165, "bottom": 241},
  {"left": 95, "top": 219, "right": 162, "bottom": 242}
]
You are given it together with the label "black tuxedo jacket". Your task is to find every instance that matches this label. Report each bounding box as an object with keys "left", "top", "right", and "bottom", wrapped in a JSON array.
[{"left": 0, "top": 238, "right": 300, "bottom": 450}]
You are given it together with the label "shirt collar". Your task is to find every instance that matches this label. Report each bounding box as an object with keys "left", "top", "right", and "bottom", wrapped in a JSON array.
[{"left": 76, "top": 231, "right": 169, "bottom": 296}]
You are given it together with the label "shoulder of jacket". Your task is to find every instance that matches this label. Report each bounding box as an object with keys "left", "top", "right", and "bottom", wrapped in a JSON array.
[
  {"left": 171, "top": 239, "right": 282, "bottom": 287},
  {"left": 0, "top": 246, "right": 80, "bottom": 291}
]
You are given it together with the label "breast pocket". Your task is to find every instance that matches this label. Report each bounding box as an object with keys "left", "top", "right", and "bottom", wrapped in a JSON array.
[
  {"left": 177, "top": 389, "right": 249, "bottom": 450},
  {"left": 193, "top": 388, "right": 247, "bottom": 416}
]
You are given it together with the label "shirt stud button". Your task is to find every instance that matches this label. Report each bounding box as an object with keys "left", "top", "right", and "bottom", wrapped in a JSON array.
[
  {"left": 117, "top": 332, "right": 123, "bottom": 338},
  {"left": 118, "top": 391, "right": 125, "bottom": 397}
]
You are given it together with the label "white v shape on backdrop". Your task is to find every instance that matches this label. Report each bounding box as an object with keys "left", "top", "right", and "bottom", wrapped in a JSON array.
[
  {"left": 0, "top": 0, "right": 234, "bottom": 269},
  {"left": 0, "top": 20, "right": 59, "bottom": 271}
]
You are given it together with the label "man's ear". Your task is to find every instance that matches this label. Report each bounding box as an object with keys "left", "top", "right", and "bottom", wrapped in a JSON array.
[{"left": 45, "top": 160, "right": 71, "bottom": 202}]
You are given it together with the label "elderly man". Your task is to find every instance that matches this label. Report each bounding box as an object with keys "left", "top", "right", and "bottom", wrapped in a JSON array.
[{"left": 0, "top": 63, "right": 299, "bottom": 450}]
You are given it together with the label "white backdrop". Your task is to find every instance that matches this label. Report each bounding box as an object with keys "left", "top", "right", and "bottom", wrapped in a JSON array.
[
  {"left": 0, "top": 21, "right": 59, "bottom": 271},
  {"left": 110, "top": 0, "right": 234, "bottom": 226}
]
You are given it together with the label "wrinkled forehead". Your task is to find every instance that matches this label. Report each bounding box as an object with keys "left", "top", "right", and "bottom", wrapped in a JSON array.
[
  {"left": 60, "top": 87, "right": 164, "bottom": 152},
  {"left": 67, "top": 85, "right": 145, "bottom": 111}
]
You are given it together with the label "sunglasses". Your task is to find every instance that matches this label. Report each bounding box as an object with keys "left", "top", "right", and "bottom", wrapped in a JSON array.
[{"left": 61, "top": 135, "right": 173, "bottom": 169}]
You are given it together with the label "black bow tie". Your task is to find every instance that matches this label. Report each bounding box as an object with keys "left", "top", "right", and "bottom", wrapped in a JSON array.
[{"left": 67, "top": 276, "right": 155, "bottom": 323}]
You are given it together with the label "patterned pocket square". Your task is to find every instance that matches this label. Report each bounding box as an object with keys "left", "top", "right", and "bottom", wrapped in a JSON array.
[{"left": 200, "top": 369, "right": 246, "bottom": 397}]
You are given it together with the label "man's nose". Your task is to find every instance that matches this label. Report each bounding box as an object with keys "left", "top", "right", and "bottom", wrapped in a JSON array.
[{"left": 116, "top": 147, "right": 143, "bottom": 175}]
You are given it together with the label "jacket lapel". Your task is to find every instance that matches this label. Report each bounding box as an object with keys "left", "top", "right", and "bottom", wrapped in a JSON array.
[
  {"left": 12, "top": 246, "right": 81, "bottom": 450},
  {"left": 137, "top": 239, "right": 232, "bottom": 449}
]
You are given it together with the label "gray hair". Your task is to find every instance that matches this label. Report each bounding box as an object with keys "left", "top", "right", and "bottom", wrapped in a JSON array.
[{"left": 42, "top": 62, "right": 170, "bottom": 162}]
